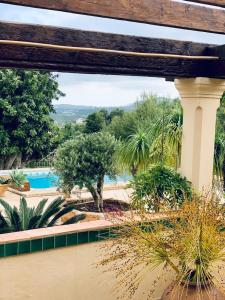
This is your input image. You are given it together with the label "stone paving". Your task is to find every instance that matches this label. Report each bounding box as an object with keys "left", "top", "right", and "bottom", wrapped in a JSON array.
[{"left": 1, "top": 185, "right": 132, "bottom": 208}]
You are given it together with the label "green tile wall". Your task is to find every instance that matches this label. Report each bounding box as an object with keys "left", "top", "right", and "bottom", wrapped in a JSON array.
[
  {"left": 18, "top": 241, "right": 31, "bottom": 254},
  {"left": 55, "top": 235, "right": 66, "bottom": 248},
  {"left": 0, "top": 227, "right": 114, "bottom": 258},
  {"left": 31, "top": 239, "right": 43, "bottom": 252},
  {"left": 0, "top": 221, "right": 178, "bottom": 258},
  {"left": 5, "top": 242, "right": 18, "bottom": 256},
  {"left": 0, "top": 244, "right": 4, "bottom": 257},
  {"left": 67, "top": 233, "right": 78, "bottom": 246},
  {"left": 43, "top": 237, "right": 54, "bottom": 250}
]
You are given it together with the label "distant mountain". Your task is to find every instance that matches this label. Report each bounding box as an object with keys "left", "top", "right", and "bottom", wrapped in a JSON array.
[{"left": 52, "top": 103, "right": 134, "bottom": 124}]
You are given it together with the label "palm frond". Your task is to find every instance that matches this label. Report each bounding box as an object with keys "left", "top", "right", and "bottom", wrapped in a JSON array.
[
  {"left": 62, "top": 214, "right": 86, "bottom": 225},
  {"left": 47, "top": 204, "right": 77, "bottom": 227},
  {"left": 37, "top": 197, "right": 64, "bottom": 228}
]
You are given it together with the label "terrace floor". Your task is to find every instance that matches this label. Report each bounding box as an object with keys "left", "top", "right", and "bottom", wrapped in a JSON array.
[{"left": 1, "top": 184, "right": 132, "bottom": 208}]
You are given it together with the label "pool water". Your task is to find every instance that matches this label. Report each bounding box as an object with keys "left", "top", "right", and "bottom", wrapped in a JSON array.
[
  {"left": 26, "top": 172, "right": 130, "bottom": 189},
  {"left": 26, "top": 173, "right": 59, "bottom": 189}
]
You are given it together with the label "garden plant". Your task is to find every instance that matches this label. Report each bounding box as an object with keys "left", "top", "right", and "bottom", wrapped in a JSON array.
[
  {"left": 100, "top": 195, "right": 225, "bottom": 299},
  {"left": 0, "top": 197, "right": 85, "bottom": 233}
]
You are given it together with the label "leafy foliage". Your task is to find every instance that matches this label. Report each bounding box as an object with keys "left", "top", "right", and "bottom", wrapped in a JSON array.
[
  {"left": 0, "top": 69, "right": 63, "bottom": 169},
  {"left": 0, "top": 197, "right": 85, "bottom": 233},
  {"left": 130, "top": 164, "right": 192, "bottom": 211},
  {"left": 85, "top": 109, "right": 124, "bottom": 134},
  {"left": 54, "top": 132, "right": 117, "bottom": 211},
  {"left": 215, "top": 94, "right": 225, "bottom": 189},
  {"left": 115, "top": 127, "right": 153, "bottom": 175},
  {"left": 9, "top": 169, "right": 26, "bottom": 188},
  {"left": 58, "top": 123, "right": 84, "bottom": 144}
]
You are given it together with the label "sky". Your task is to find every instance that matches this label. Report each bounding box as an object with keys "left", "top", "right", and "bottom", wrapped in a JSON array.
[{"left": 1, "top": 3, "right": 225, "bottom": 107}]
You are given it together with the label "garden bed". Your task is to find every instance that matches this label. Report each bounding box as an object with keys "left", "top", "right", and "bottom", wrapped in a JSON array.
[{"left": 67, "top": 199, "right": 130, "bottom": 213}]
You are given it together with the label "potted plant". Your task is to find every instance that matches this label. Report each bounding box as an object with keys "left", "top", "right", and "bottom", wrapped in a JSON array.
[
  {"left": 0, "top": 177, "right": 11, "bottom": 196},
  {"left": 9, "top": 169, "right": 27, "bottom": 191},
  {"left": 100, "top": 195, "right": 225, "bottom": 299}
]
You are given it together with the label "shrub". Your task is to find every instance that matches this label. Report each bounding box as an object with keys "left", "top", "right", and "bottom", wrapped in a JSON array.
[{"left": 130, "top": 164, "right": 192, "bottom": 212}]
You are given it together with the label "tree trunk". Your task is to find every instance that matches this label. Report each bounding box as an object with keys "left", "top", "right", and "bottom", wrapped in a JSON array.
[
  {"left": 0, "top": 154, "right": 17, "bottom": 170},
  {"left": 12, "top": 153, "right": 22, "bottom": 169},
  {"left": 97, "top": 175, "right": 104, "bottom": 212},
  {"left": 87, "top": 184, "right": 100, "bottom": 212},
  {"left": 131, "top": 164, "right": 138, "bottom": 177}
]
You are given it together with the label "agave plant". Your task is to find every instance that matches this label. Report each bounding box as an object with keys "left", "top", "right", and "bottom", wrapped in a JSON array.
[
  {"left": 9, "top": 169, "right": 26, "bottom": 188},
  {"left": 0, "top": 197, "right": 85, "bottom": 234}
]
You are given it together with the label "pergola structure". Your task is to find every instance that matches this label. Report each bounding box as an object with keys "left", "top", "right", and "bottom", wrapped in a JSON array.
[{"left": 0, "top": 0, "right": 225, "bottom": 193}]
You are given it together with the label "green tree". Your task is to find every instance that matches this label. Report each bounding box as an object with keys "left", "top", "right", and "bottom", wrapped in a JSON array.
[
  {"left": 59, "top": 123, "right": 84, "bottom": 144},
  {"left": 215, "top": 94, "right": 225, "bottom": 189},
  {"left": 108, "top": 111, "right": 137, "bottom": 140},
  {"left": 0, "top": 69, "right": 63, "bottom": 169},
  {"left": 150, "top": 102, "right": 183, "bottom": 169},
  {"left": 54, "top": 132, "right": 117, "bottom": 211},
  {"left": 85, "top": 108, "right": 125, "bottom": 134},
  {"left": 115, "top": 127, "right": 153, "bottom": 176},
  {"left": 84, "top": 112, "right": 106, "bottom": 134}
]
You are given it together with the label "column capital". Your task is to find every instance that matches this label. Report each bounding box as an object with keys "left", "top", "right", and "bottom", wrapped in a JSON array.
[{"left": 175, "top": 77, "right": 225, "bottom": 102}]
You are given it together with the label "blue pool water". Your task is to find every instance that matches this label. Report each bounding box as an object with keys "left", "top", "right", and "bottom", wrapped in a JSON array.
[{"left": 26, "top": 172, "right": 130, "bottom": 189}]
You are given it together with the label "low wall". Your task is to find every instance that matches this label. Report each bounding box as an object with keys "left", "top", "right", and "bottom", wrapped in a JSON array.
[
  {"left": 0, "top": 241, "right": 172, "bottom": 300},
  {"left": 0, "top": 220, "right": 174, "bottom": 300}
]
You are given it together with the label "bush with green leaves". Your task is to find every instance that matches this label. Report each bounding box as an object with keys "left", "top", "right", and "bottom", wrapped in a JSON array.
[
  {"left": 54, "top": 132, "right": 117, "bottom": 211},
  {"left": 0, "top": 70, "right": 63, "bottom": 170},
  {"left": 0, "top": 197, "right": 85, "bottom": 234},
  {"left": 130, "top": 164, "right": 192, "bottom": 212},
  {"left": 9, "top": 169, "right": 26, "bottom": 188}
]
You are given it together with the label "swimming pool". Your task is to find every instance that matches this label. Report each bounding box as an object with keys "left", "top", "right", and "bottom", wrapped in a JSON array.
[{"left": 26, "top": 171, "right": 130, "bottom": 189}]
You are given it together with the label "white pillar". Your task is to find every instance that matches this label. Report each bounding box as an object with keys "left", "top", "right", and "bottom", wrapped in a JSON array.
[{"left": 175, "top": 77, "right": 225, "bottom": 193}]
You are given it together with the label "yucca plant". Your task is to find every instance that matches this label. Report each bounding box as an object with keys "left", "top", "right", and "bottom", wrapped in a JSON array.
[
  {"left": 115, "top": 127, "right": 153, "bottom": 176},
  {"left": 100, "top": 195, "right": 225, "bottom": 299},
  {"left": 0, "top": 197, "right": 85, "bottom": 233}
]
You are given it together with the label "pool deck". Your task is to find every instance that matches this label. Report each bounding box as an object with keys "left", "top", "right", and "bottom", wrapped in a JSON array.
[
  {"left": 0, "top": 167, "right": 132, "bottom": 208},
  {"left": 1, "top": 184, "right": 132, "bottom": 208}
]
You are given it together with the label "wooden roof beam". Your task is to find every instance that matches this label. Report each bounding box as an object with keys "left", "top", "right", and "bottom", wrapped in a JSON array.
[
  {"left": 0, "top": 21, "right": 224, "bottom": 78},
  {"left": 1, "top": 0, "right": 225, "bottom": 34},
  {"left": 208, "top": 44, "right": 225, "bottom": 58},
  {"left": 183, "top": 0, "right": 225, "bottom": 8}
]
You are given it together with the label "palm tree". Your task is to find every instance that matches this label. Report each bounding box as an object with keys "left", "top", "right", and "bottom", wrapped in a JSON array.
[
  {"left": 0, "top": 197, "right": 85, "bottom": 234},
  {"left": 151, "top": 104, "right": 183, "bottom": 169},
  {"left": 115, "top": 127, "right": 153, "bottom": 176}
]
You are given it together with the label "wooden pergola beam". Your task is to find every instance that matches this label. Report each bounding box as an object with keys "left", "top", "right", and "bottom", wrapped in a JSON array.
[
  {"left": 183, "top": 0, "right": 225, "bottom": 8},
  {"left": 0, "top": 22, "right": 224, "bottom": 78},
  {"left": 1, "top": 0, "right": 225, "bottom": 34},
  {"left": 209, "top": 44, "right": 225, "bottom": 58}
]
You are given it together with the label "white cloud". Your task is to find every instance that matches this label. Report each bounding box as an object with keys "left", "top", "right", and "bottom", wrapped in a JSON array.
[{"left": 56, "top": 75, "right": 178, "bottom": 106}]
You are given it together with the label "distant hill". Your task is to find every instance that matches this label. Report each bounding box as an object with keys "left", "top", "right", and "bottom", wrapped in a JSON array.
[{"left": 52, "top": 103, "right": 134, "bottom": 124}]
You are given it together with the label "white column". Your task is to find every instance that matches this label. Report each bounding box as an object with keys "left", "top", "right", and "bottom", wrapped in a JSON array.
[{"left": 175, "top": 77, "right": 225, "bottom": 193}]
